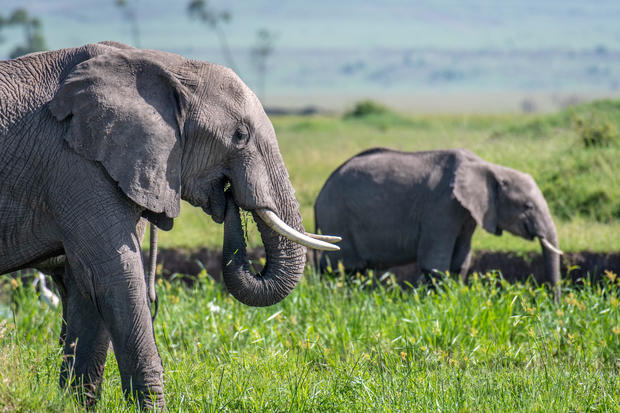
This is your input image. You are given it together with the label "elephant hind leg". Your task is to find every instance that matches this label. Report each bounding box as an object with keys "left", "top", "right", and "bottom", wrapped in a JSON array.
[{"left": 60, "top": 263, "right": 110, "bottom": 408}]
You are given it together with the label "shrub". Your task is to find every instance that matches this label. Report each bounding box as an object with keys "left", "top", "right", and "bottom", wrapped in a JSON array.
[
  {"left": 343, "top": 100, "right": 390, "bottom": 118},
  {"left": 491, "top": 99, "right": 620, "bottom": 140},
  {"left": 342, "top": 100, "right": 418, "bottom": 131},
  {"left": 572, "top": 113, "right": 618, "bottom": 148},
  {"left": 539, "top": 148, "right": 620, "bottom": 222}
]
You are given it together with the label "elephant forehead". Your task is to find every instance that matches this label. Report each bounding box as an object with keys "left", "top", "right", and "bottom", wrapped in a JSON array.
[{"left": 506, "top": 173, "right": 542, "bottom": 200}]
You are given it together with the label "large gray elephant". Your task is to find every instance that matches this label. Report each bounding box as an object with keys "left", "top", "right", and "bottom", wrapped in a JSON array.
[
  {"left": 315, "top": 148, "right": 562, "bottom": 292},
  {"left": 0, "top": 42, "right": 338, "bottom": 409}
]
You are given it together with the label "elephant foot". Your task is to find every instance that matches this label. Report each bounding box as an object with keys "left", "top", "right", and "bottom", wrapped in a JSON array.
[
  {"left": 59, "top": 365, "right": 104, "bottom": 409},
  {"left": 137, "top": 393, "right": 166, "bottom": 411},
  {"left": 123, "top": 382, "right": 166, "bottom": 411}
]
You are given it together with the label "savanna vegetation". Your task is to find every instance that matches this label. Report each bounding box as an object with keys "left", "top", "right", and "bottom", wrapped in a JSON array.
[
  {"left": 1, "top": 100, "right": 619, "bottom": 411},
  {"left": 1, "top": 267, "right": 618, "bottom": 411},
  {"left": 163, "top": 99, "right": 620, "bottom": 253}
]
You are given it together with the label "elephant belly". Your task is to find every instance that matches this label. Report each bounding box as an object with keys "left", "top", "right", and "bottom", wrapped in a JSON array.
[
  {"left": 355, "top": 229, "right": 418, "bottom": 269},
  {"left": 0, "top": 197, "right": 63, "bottom": 275}
]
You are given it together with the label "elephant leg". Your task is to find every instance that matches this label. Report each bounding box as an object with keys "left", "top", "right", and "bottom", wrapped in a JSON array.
[
  {"left": 417, "top": 230, "right": 456, "bottom": 285},
  {"left": 99, "top": 263, "right": 165, "bottom": 409},
  {"left": 56, "top": 182, "right": 166, "bottom": 409},
  {"left": 62, "top": 238, "right": 165, "bottom": 410},
  {"left": 59, "top": 264, "right": 110, "bottom": 407},
  {"left": 450, "top": 220, "right": 476, "bottom": 280}
]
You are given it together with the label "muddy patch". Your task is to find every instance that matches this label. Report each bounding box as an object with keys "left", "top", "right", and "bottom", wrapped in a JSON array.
[{"left": 156, "top": 248, "right": 620, "bottom": 285}]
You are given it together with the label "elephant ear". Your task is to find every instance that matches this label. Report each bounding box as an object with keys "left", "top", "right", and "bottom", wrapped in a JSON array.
[
  {"left": 452, "top": 160, "right": 500, "bottom": 235},
  {"left": 49, "top": 49, "right": 187, "bottom": 224}
]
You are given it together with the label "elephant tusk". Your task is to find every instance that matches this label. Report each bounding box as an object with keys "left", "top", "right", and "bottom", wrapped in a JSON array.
[
  {"left": 539, "top": 237, "right": 564, "bottom": 255},
  {"left": 304, "top": 232, "right": 342, "bottom": 243},
  {"left": 256, "top": 209, "right": 340, "bottom": 251}
]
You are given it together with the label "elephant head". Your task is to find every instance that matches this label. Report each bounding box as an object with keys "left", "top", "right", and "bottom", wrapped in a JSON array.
[
  {"left": 453, "top": 156, "right": 562, "bottom": 295},
  {"left": 49, "top": 45, "right": 337, "bottom": 307}
]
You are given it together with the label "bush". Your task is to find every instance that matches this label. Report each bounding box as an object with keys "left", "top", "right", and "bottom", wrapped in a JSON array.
[
  {"left": 343, "top": 100, "right": 390, "bottom": 118},
  {"left": 572, "top": 113, "right": 618, "bottom": 148},
  {"left": 491, "top": 99, "right": 620, "bottom": 140},
  {"left": 539, "top": 148, "right": 620, "bottom": 222},
  {"left": 342, "top": 100, "right": 419, "bottom": 131}
]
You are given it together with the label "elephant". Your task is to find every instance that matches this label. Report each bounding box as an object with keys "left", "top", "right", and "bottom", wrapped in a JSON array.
[
  {"left": 314, "top": 148, "right": 563, "bottom": 294},
  {"left": 0, "top": 41, "right": 339, "bottom": 409}
]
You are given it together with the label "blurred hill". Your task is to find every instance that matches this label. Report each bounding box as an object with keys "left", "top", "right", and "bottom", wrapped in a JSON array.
[{"left": 2, "top": 0, "right": 620, "bottom": 112}]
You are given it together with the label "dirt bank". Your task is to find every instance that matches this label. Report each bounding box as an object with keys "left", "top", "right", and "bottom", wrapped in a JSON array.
[{"left": 156, "top": 248, "right": 620, "bottom": 285}]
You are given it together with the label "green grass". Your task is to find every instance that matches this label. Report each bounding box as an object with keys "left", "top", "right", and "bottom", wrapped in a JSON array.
[
  {"left": 1, "top": 270, "right": 618, "bottom": 411},
  {"left": 159, "top": 100, "right": 620, "bottom": 252},
  {"left": 3, "top": 101, "right": 620, "bottom": 411}
]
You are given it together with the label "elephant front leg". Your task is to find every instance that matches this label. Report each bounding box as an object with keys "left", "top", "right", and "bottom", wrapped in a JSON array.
[
  {"left": 450, "top": 219, "right": 476, "bottom": 280},
  {"left": 62, "top": 245, "right": 165, "bottom": 409},
  {"left": 56, "top": 166, "right": 166, "bottom": 409},
  {"left": 95, "top": 252, "right": 166, "bottom": 410},
  {"left": 417, "top": 229, "right": 457, "bottom": 285},
  {"left": 59, "top": 264, "right": 110, "bottom": 407}
]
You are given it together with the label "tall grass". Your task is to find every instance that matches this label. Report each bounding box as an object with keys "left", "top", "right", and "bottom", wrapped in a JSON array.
[{"left": 1, "top": 270, "right": 618, "bottom": 411}]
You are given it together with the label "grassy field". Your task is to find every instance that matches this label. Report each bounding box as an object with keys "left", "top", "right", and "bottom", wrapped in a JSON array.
[
  {"left": 1, "top": 101, "right": 620, "bottom": 411},
  {"left": 159, "top": 100, "right": 620, "bottom": 253},
  {"left": 0, "top": 270, "right": 618, "bottom": 411}
]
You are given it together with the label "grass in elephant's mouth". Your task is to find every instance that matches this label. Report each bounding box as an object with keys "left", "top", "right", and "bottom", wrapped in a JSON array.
[{"left": 1, "top": 268, "right": 618, "bottom": 411}]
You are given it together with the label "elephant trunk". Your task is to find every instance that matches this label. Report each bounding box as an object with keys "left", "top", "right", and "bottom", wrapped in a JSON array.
[
  {"left": 222, "top": 193, "right": 306, "bottom": 307},
  {"left": 537, "top": 222, "right": 561, "bottom": 301}
]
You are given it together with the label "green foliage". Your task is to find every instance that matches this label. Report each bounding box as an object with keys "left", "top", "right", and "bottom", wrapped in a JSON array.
[
  {"left": 343, "top": 100, "right": 420, "bottom": 131},
  {"left": 491, "top": 99, "right": 620, "bottom": 140},
  {"left": 572, "top": 112, "right": 618, "bottom": 148},
  {"left": 488, "top": 99, "right": 620, "bottom": 222},
  {"left": 1, "top": 270, "right": 619, "bottom": 411},
  {"left": 539, "top": 147, "right": 620, "bottom": 222},
  {"left": 343, "top": 100, "right": 391, "bottom": 118}
]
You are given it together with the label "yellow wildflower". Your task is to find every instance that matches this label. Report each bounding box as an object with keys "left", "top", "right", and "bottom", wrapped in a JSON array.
[{"left": 604, "top": 270, "right": 617, "bottom": 283}]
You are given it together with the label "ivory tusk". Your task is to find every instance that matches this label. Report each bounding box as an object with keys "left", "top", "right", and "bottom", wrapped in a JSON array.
[
  {"left": 256, "top": 209, "right": 340, "bottom": 251},
  {"left": 304, "top": 232, "right": 342, "bottom": 243},
  {"left": 539, "top": 237, "right": 564, "bottom": 255}
]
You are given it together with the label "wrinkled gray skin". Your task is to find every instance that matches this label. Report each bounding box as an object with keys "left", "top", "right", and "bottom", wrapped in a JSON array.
[
  {"left": 315, "top": 148, "right": 561, "bottom": 293},
  {"left": 0, "top": 42, "right": 306, "bottom": 409}
]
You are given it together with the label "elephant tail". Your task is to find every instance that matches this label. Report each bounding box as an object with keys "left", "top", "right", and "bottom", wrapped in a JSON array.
[
  {"left": 148, "top": 223, "right": 159, "bottom": 320},
  {"left": 313, "top": 206, "right": 320, "bottom": 272}
]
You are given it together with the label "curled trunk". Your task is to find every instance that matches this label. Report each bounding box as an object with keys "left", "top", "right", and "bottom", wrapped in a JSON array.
[{"left": 222, "top": 194, "right": 306, "bottom": 307}]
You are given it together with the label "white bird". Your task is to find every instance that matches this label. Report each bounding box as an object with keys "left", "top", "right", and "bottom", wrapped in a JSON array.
[{"left": 32, "top": 272, "right": 60, "bottom": 309}]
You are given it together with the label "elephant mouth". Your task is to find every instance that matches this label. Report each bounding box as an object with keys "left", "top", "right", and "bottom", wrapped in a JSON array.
[
  {"left": 201, "top": 178, "right": 341, "bottom": 251},
  {"left": 200, "top": 176, "right": 228, "bottom": 224},
  {"left": 522, "top": 223, "right": 535, "bottom": 240},
  {"left": 522, "top": 222, "right": 564, "bottom": 255}
]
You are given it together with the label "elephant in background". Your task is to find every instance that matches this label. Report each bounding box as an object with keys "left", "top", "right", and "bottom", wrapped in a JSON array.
[
  {"left": 0, "top": 42, "right": 338, "bottom": 409},
  {"left": 315, "top": 148, "right": 562, "bottom": 294}
]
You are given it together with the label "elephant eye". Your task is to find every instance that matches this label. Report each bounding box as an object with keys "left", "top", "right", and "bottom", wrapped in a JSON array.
[
  {"left": 525, "top": 201, "right": 534, "bottom": 210},
  {"left": 233, "top": 128, "right": 250, "bottom": 147}
]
